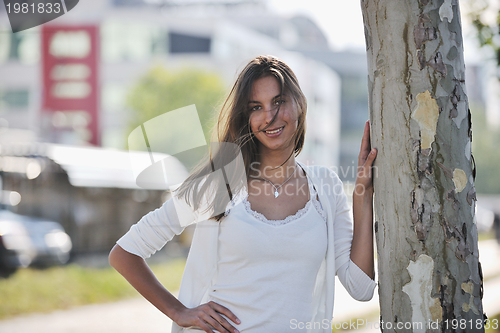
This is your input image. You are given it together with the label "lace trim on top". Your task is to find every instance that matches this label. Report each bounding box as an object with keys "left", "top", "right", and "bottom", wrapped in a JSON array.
[
  {"left": 311, "top": 196, "right": 327, "bottom": 221},
  {"left": 242, "top": 181, "right": 327, "bottom": 226}
]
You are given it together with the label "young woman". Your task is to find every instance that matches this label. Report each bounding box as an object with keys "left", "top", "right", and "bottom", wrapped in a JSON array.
[{"left": 109, "top": 55, "right": 377, "bottom": 333}]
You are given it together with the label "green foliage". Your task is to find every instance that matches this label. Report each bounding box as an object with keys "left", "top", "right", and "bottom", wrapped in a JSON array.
[
  {"left": 471, "top": 105, "right": 500, "bottom": 194},
  {"left": 469, "top": 1, "right": 500, "bottom": 69},
  {"left": 126, "top": 66, "right": 226, "bottom": 145},
  {"left": 0, "top": 259, "right": 185, "bottom": 319}
]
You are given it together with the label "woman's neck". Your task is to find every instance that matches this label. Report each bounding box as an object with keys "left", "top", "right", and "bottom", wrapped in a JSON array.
[{"left": 254, "top": 152, "right": 297, "bottom": 183}]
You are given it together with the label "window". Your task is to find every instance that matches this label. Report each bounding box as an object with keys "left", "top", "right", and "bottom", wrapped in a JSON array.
[
  {"left": 169, "top": 32, "right": 211, "bottom": 54},
  {"left": 0, "top": 29, "right": 40, "bottom": 64},
  {"left": 112, "top": 0, "right": 145, "bottom": 6},
  {"left": 0, "top": 89, "right": 30, "bottom": 111},
  {"left": 101, "top": 21, "right": 163, "bottom": 62}
]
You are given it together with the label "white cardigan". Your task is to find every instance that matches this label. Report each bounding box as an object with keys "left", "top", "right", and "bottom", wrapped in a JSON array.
[{"left": 117, "top": 164, "right": 376, "bottom": 333}]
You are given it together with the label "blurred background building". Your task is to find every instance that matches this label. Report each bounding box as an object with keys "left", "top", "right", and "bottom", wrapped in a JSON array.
[
  {"left": 0, "top": 0, "right": 341, "bottom": 162},
  {"left": 0, "top": 0, "right": 343, "bottom": 254}
]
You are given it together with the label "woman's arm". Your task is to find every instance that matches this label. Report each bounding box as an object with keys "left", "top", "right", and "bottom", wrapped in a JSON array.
[
  {"left": 109, "top": 244, "right": 184, "bottom": 319},
  {"left": 109, "top": 244, "right": 241, "bottom": 333},
  {"left": 351, "top": 186, "right": 375, "bottom": 279},
  {"left": 350, "top": 120, "right": 377, "bottom": 279}
]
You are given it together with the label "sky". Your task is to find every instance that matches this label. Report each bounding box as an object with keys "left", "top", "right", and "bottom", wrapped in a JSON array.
[
  {"left": 268, "top": 0, "right": 366, "bottom": 51},
  {"left": 267, "top": 0, "right": 494, "bottom": 64}
]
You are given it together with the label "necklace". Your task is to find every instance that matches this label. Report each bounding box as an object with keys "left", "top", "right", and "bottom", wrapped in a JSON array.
[{"left": 252, "top": 163, "right": 298, "bottom": 198}]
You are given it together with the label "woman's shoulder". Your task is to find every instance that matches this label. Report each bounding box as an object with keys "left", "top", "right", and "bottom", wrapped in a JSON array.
[{"left": 299, "top": 163, "right": 346, "bottom": 203}]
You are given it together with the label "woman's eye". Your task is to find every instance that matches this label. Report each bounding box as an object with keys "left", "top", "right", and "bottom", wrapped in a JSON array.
[
  {"left": 275, "top": 99, "right": 285, "bottom": 105},
  {"left": 250, "top": 105, "right": 261, "bottom": 111}
]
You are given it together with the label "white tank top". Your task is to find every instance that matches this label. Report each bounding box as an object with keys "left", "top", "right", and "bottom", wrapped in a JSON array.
[{"left": 193, "top": 176, "right": 327, "bottom": 333}]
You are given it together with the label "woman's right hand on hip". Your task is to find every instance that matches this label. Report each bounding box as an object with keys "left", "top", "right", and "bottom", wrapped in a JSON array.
[{"left": 174, "top": 301, "right": 241, "bottom": 333}]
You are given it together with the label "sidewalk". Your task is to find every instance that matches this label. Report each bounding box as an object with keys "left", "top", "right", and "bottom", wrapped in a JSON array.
[
  {"left": 0, "top": 297, "right": 174, "bottom": 333},
  {"left": 344, "top": 239, "right": 500, "bottom": 333},
  {"left": 349, "top": 274, "right": 500, "bottom": 333},
  {"left": 0, "top": 241, "right": 498, "bottom": 333}
]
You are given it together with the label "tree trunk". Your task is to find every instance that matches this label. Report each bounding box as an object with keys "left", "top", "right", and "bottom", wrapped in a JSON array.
[{"left": 361, "top": 0, "right": 485, "bottom": 332}]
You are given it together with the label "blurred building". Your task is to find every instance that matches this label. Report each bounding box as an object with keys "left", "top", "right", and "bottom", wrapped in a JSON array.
[
  {"left": 0, "top": 0, "right": 342, "bottom": 168},
  {"left": 299, "top": 51, "right": 370, "bottom": 182},
  {"left": 0, "top": 0, "right": 344, "bottom": 253}
]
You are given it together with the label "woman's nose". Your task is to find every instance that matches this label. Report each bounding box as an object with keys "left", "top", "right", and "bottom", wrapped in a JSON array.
[{"left": 263, "top": 104, "right": 278, "bottom": 122}]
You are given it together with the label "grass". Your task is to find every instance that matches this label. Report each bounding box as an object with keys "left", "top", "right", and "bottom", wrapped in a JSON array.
[
  {"left": 330, "top": 310, "right": 380, "bottom": 332},
  {"left": 479, "top": 230, "right": 496, "bottom": 242},
  {"left": 0, "top": 258, "right": 185, "bottom": 320},
  {"left": 485, "top": 313, "right": 500, "bottom": 333}
]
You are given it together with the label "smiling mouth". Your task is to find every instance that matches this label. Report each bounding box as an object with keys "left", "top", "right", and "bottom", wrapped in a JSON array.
[{"left": 264, "top": 126, "right": 284, "bottom": 134}]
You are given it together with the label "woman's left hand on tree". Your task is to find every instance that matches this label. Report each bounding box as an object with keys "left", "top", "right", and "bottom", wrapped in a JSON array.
[{"left": 355, "top": 120, "right": 377, "bottom": 196}]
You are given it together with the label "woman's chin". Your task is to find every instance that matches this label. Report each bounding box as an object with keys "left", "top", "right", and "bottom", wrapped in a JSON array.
[{"left": 259, "top": 141, "right": 294, "bottom": 155}]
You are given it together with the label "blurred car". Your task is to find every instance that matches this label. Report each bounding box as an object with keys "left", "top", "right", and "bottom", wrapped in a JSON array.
[{"left": 0, "top": 210, "right": 72, "bottom": 277}]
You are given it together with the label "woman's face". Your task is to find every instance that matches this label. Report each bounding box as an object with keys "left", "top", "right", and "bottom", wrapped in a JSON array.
[{"left": 248, "top": 75, "right": 299, "bottom": 156}]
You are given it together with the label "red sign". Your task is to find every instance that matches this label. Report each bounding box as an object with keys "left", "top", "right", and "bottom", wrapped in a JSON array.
[{"left": 42, "top": 25, "right": 99, "bottom": 146}]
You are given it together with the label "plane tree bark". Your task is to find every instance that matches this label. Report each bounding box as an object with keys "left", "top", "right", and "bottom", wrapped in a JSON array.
[{"left": 361, "top": 0, "right": 485, "bottom": 332}]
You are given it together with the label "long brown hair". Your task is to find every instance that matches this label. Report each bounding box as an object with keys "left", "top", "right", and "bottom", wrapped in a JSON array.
[{"left": 176, "top": 55, "right": 307, "bottom": 221}]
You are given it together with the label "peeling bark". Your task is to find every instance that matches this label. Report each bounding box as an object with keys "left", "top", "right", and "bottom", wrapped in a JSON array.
[
  {"left": 412, "top": 90, "right": 440, "bottom": 150},
  {"left": 452, "top": 169, "right": 467, "bottom": 192},
  {"left": 403, "top": 254, "right": 443, "bottom": 332},
  {"left": 361, "top": 0, "right": 484, "bottom": 331}
]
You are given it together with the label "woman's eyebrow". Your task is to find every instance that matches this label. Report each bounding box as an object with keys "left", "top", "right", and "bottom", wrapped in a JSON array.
[{"left": 248, "top": 94, "right": 283, "bottom": 104}]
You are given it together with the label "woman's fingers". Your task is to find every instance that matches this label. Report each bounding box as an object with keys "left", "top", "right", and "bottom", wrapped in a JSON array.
[
  {"left": 196, "top": 319, "right": 216, "bottom": 333},
  {"left": 364, "top": 148, "right": 377, "bottom": 167},
  {"left": 358, "top": 149, "right": 377, "bottom": 174},
  {"left": 204, "top": 308, "right": 238, "bottom": 333},
  {"left": 201, "top": 301, "right": 240, "bottom": 333},
  {"left": 355, "top": 122, "right": 377, "bottom": 195},
  {"left": 208, "top": 301, "right": 241, "bottom": 326},
  {"left": 176, "top": 302, "right": 240, "bottom": 333},
  {"left": 358, "top": 120, "right": 372, "bottom": 163},
  {"left": 363, "top": 149, "right": 377, "bottom": 177},
  {"left": 356, "top": 148, "right": 377, "bottom": 193},
  {"left": 201, "top": 311, "right": 234, "bottom": 333}
]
